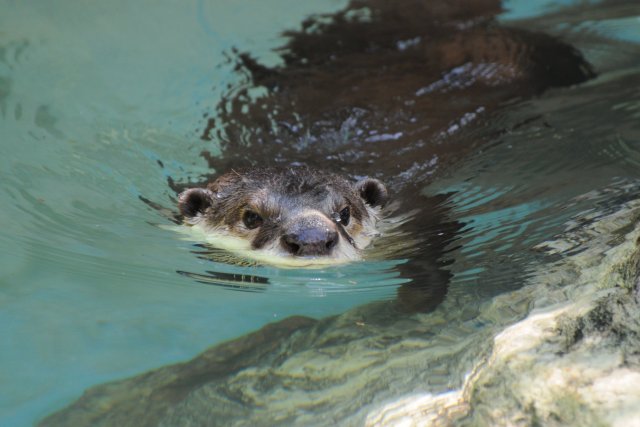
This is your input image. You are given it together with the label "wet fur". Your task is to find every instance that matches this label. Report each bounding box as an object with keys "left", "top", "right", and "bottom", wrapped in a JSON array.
[{"left": 179, "top": 167, "right": 386, "bottom": 264}]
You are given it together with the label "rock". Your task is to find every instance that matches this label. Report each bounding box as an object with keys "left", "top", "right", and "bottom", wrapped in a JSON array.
[
  {"left": 40, "top": 198, "right": 640, "bottom": 427},
  {"left": 38, "top": 316, "right": 318, "bottom": 427},
  {"left": 367, "top": 199, "right": 640, "bottom": 427}
]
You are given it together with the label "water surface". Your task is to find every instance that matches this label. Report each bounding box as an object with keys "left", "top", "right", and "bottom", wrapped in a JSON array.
[{"left": 1, "top": 0, "right": 640, "bottom": 426}]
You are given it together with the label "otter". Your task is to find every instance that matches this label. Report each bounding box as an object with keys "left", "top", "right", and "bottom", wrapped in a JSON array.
[
  {"left": 178, "top": 167, "right": 388, "bottom": 265},
  {"left": 160, "top": 0, "right": 595, "bottom": 311}
]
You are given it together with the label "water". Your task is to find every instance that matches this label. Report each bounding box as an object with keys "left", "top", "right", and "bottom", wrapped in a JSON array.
[{"left": 1, "top": 1, "right": 640, "bottom": 426}]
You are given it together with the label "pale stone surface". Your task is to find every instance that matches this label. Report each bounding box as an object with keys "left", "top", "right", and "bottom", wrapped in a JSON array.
[{"left": 368, "top": 199, "right": 640, "bottom": 427}]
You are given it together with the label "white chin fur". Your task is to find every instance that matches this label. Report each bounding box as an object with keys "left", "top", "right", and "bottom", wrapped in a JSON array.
[
  {"left": 169, "top": 221, "right": 363, "bottom": 268},
  {"left": 169, "top": 206, "right": 390, "bottom": 268}
]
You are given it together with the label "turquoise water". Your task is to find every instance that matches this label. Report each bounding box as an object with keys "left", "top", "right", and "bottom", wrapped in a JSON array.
[
  {"left": 0, "top": 1, "right": 366, "bottom": 424},
  {"left": 2, "top": 1, "right": 640, "bottom": 426}
]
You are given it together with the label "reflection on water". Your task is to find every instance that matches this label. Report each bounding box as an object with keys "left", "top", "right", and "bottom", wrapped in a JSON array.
[{"left": 0, "top": 0, "right": 640, "bottom": 426}]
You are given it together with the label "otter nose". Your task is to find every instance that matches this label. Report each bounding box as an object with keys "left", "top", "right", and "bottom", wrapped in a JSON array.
[
  {"left": 281, "top": 218, "right": 339, "bottom": 256},
  {"left": 281, "top": 228, "right": 338, "bottom": 256}
]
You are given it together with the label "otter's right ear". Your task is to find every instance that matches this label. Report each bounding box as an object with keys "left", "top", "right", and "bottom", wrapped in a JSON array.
[
  {"left": 178, "top": 188, "right": 214, "bottom": 218},
  {"left": 356, "top": 178, "right": 388, "bottom": 208}
]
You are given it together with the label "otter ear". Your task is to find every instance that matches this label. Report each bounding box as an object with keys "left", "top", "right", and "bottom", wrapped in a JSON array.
[
  {"left": 178, "top": 188, "right": 214, "bottom": 218},
  {"left": 355, "top": 178, "right": 388, "bottom": 208}
]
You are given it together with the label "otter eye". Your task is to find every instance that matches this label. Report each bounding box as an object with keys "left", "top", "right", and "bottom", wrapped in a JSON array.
[
  {"left": 242, "top": 210, "right": 263, "bottom": 229},
  {"left": 339, "top": 206, "right": 350, "bottom": 226}
]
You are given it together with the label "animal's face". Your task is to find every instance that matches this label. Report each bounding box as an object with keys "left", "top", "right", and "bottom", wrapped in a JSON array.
[{"left": 178, "top": 167, "right": 388, "bottom": 265}]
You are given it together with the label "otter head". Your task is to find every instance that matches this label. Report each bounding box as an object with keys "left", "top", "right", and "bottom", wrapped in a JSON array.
[{"left": 178, "top": 167, "right": 388, "bottom": 265}]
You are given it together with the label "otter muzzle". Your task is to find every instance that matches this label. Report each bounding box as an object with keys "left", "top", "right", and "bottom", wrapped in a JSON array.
[{"left": 281, "top": 215, "right": 339, "bottom": 256}]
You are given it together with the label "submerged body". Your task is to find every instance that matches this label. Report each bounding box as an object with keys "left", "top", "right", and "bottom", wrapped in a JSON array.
[{"left": 202, "top": 0, "right": 595, "bottom": 191}]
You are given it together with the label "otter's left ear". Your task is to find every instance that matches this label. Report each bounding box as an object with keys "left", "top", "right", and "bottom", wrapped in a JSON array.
[
  {"left": 178, "top": 188, "right": 214, "bottom": 218},
  {"left": 355, "top": 178, "right": 388, "bottom": 208}
]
